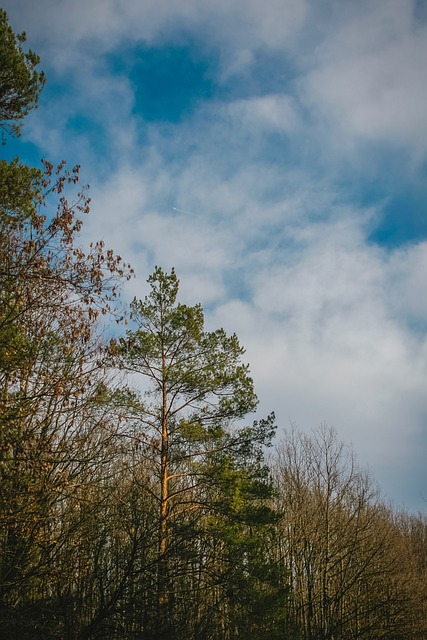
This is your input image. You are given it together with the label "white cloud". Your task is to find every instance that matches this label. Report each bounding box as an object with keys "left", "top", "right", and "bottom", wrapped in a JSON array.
[
  {"left": 90, "top": 149, "right": 427, "bottom": 501},
  {"left": 8, "top": 0, "right": 427, "bottom": 170},
  {"left": 210, "top": 215, "right": 427, "bottom": 508},
  {"left": 68, "top": 121, "right": 427, "bottom": 511},
  {"left": 5, "top": 0, "right": 309, "bottom": 69},
  {"left": 3, "top": 0, "right": 427, "bottom": 511},
  {"left": 227, "top": 94, "right": 301, "bottom": 134},
  {"left": 386, "top": 242, "right": 427, "bottom": 324},
  {"left": 301, "top": 0, "right": 427, "bottom": 160}
]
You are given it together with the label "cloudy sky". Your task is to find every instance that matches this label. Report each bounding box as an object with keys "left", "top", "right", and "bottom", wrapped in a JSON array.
[{"left": 3, "top": 0, "right": 427, "bottom": 511}]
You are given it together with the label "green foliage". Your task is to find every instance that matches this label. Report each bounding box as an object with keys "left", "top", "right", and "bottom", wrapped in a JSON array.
[
  {"left": 124, "top": 266, "right": 258, "bottom": 424},
  {"left": 0, "top": 9, "right": 45, "bottom": 140},
  {"left": 0, "top": 158, "right": 43, "bottom": 222}
]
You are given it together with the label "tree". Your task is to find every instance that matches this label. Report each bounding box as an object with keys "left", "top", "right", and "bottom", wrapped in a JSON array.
[
  {"left": 115, "top": 267, "right": 275, "bottom": 639},
  {"left": 0, "top": 9, "right": 45, "bottom": 139},
  {"left": 190, "top": 449, "right": 285, "bottom": 640},
  {"left": 0, "top": 159, "right": 133, "bottom": 638},
  {"left": 272, "top": 425, "right": 421, "bottom": 640}
]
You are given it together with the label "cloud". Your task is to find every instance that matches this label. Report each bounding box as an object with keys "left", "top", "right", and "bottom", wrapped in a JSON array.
[
  {"left": 85, "top": 150, "right": 427, "bottom": 498},
  {"left": 210, "top": 214, "right": 427, "bottom": 508},
  {"left": 5, "top": 0, "right": 309, "bottom": 68},
  {"left": 3, "top": 0, "right": 427, "bottom": 511},
  {"left": 9, "top": 0, "right": 427, "bottom": 173},
  {"left": 386, "top": 241, "right": 427, "bottom": 325},
  {"left": 300, "top": 0, "right": 427, "bottom": 161},
  {"left": 226, "top": 94, "right": 301, "bottom": 135}
]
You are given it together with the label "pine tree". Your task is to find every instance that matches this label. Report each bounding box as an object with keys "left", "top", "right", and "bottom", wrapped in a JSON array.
[{"left": 115, "top": 266, "right": 276, "bottom": 639}]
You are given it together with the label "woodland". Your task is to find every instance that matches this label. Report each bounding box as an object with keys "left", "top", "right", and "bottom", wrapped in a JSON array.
[{"left": 0, "top": 9, "right": 426, "bottom": 639}]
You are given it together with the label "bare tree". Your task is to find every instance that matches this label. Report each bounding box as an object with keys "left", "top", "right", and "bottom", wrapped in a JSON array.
[{"left": 272, "top": 425, "right": 419, "bottom": 640}]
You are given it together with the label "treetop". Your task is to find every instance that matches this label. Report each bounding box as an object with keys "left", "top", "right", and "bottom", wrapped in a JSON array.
[{"left": 0, "top": 9, "right": 46, "bottom": 140}]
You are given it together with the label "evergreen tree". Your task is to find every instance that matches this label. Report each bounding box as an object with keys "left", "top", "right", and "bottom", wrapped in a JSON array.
[
  {"left": 0, "top": 8, "right": 45, "bottom": 139},
  {"left": 115, "top": 266, "right": 276, "bottom": 639}
]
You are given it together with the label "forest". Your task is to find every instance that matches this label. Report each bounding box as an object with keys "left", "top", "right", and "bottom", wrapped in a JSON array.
[{"left": 0, "top": 9, "right": 426, "bottom": 639}]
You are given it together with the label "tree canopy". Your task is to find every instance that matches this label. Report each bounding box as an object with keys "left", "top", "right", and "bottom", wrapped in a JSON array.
[{"left": 0, "top": 9, "right": 45, "bottom": 139}]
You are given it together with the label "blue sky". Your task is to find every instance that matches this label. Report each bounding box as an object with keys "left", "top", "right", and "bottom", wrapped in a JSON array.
[{"left": 3, "top": 0, "right": 427, "bottom": 511}]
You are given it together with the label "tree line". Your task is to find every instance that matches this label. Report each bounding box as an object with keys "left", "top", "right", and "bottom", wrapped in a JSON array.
[{"left": 0, "top": 9, "right": 426, "bottom": 639}]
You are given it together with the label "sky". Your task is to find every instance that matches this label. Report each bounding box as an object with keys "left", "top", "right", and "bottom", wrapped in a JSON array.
[{"left": 3, "top": 0, "right": 427, "bottom": 512}]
